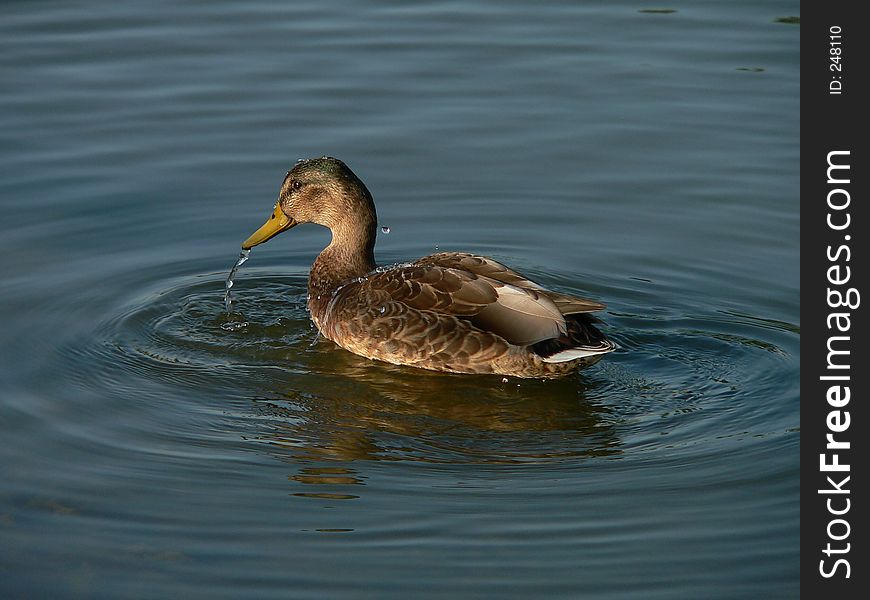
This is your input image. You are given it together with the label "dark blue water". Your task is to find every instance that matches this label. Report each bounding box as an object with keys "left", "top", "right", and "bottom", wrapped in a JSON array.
[{"left": 1, "top": 1, "right": 799, "bottom": 598}]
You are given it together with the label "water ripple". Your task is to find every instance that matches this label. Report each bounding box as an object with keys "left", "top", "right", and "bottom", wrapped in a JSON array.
[{"left": 44, "top": 264, "right": 798, "bottom": 471}]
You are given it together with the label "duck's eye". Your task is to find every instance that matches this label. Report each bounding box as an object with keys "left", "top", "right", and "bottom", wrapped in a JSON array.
[{"left": 292, "top": 180, "right": 302, "bottom": 191}]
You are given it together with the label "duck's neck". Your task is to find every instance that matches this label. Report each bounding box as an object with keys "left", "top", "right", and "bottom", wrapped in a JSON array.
[{"left": 308, "top": 219, "right": 377, "bottom": 302}]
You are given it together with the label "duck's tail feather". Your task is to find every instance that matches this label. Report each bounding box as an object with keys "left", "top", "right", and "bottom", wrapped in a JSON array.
[{"left": 531, "top": 313, "right": 616, "bottom": 363}]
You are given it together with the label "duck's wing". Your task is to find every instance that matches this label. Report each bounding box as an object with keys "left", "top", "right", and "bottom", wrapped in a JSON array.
[
  {"left": 365, "top": 264, "right": 567, "bottom": 346},
  {"left": 413, "top": 252, "right": 605, "bottom": 314}
]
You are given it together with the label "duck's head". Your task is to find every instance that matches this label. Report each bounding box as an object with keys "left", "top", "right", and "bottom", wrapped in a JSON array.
[{"left": 242, "top": 157, "right": 376, "bottom": 250}]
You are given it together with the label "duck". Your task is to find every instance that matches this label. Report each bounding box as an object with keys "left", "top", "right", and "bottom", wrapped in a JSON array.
[{"left": 240, "top": 157, "right": 615, "bottom": 378}]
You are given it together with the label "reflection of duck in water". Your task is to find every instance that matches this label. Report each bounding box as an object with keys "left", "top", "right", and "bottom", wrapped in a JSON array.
[
  {"left": 241, "top": 157, "right": 615, "bottom": 378},
  {"left": 253, "top": 362, "right": 621, "bottom": 465}
]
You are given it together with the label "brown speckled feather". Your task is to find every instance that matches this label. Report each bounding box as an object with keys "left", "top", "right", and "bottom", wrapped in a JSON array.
[
  {"left": 357, "top": 264, "right": 567, "bottom": 345},
  {"left": 415, "top": 252, "right": 606, "bottom": 314}
]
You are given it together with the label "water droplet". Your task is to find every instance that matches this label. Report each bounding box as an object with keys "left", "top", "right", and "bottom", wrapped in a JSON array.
[
  {"left": 220, "top": 320, "right": 248, "bottom": 332},
  {"left": 379, "top": 306, "right": 386, "bottom": 314},
  {"left": 501, "top": 377, "right": 509, "bottom": 383},
  {"left": 381, "top": 226, "right": 391, "bottom": 234}
]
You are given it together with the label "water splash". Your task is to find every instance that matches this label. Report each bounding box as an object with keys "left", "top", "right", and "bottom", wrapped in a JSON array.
[
  {"left": 373, "top": 261, "right": 412, "bottom": 274},
  {"left": 224, "top": 249, "right": 250, "bottom": 312},
  {"left": 380, "top": 225, "right": 391, "bottom": 234},
  {"left": 221, "top": 320, "right": 247, "bottom": 332},
  {"left": 320, "top": 281, "right": 350, "bottom": 337},
  {"left": 222, "top": 248, "right": 251, "bottom": 331}
]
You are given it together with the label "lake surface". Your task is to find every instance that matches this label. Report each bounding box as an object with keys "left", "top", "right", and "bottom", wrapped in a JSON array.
[{"left": 0, "top": 1, "right": 799, "bottom": 598}]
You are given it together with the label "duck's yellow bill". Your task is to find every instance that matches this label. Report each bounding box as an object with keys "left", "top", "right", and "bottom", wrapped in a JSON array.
[{"left": 242, "top": 205, "right": 297, "bottom": 249}]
